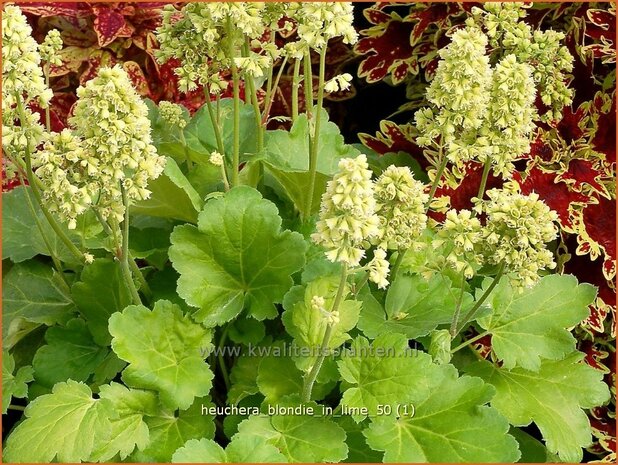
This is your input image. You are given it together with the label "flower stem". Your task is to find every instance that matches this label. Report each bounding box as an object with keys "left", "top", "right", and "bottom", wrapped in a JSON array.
[
  {"left": 390, "top": 248, "right": 406, "bottom": 281},
  {"left": 43, "top": 64, "right": 52, "bottom": 132},
  {"left": 476, "top": 157, "right": 492, "bottom": 200},
  {"left": 453, "top": 262, "right": 505, "bottom": 338},
  {"left": 15, "top": 95, "right": 85, "bottom": 263},
  {"left": 18, "top": 172, "right": 68, "bottom": 290},
  {"left": 262, "top": 55, "right": 288, "bottom": 125},
  {"left": 227, "top": 21, "right": 241, "bottom": 187},
  {"left": 128, "top": 253, "right": 152, "bottom": 301},
  {"left": 179, "top": 130, "right": 193, "bottom": 169},
  {"left": 303, "top": 50, "right": 314, "bottom": 117},
  {"left": 120, "top": 186, "right": 142, "bottom": 306},
  {"left": 449, "top": 269, "right": 468, "bottom": 337},
  {"left": 450, "top": 330, "right": 490, "bottom": 354},
  {"left": 306, "top": 45, "right": 327, "bottom": 218},
  {"left": 353, "top": 271, "right": 370, "bottom": 297},
  {"left": 204, "top": 87, "right": 226, "bottom": 157},
  {"left": 217, "top": 325, "right": 231, "bottom": 391},
  {"left": 242, "top": 40, "right": 264, "bottom": 152},
  {"left": 425, "top": 145, "right": 447, "bottom": 209},
  {"left": 291, "top": 58, "right": 302, "bottom": 122},
  {"left": 302, "top": 263, "right": 348, "bottom": 402},
  {"left": 219, "top": 164, "right": 231, "bottom": 192}
]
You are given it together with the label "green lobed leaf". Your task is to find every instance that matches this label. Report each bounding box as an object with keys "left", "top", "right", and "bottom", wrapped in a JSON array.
[
  {"left": 256, "top": 344, "right": 303, "bottom": 403},
  {"left": 147, "top": 266, "right": 190, "bottom": 311},
  {"left": 228, "top": 314, "right": 266, "bottom": 345},
  {"left": 3, "top": 380, "right": 114, "bottom": 463},
  {"left": 3, "top": 260, "right": 75, "bottom": 348},
  {"left": 146, "top": 99, "right": 197, "bottom": 164},
  {"left": 363, "top": 377, "right": 520, "bottom": 462},
  {"left": 132, "top": 157, "right": 203, "bottom": 223},
  {"left": 262, "top": 110, "right": 359, "bottom": 175},
  {"left": 72, "top": 258, "right": 132, "bottom": 346},
  {"left": 338, "top": 333, "right": 519, "bottom": 461},
  {"left": 337, "top": 333, "right": 430, "bottom": 422},
  {"left": 169, "top": 186, "right": 307, "bottom": 326},
  {"left": 32, "top": 318, "right": 108, "bottom": 388},
  {"left": 466, "top": 353, "right": 610, "bottom": 462},
  {"left": 2, "top": 186, "right": 81, "bottom": 263},
  {"left": 132, "top": 398, "right": 216, "bottom": 462},
  {"left": 228, "top": 344, "right": 268, "bottom": 406},
  {"left": 509, "top": 428, "right": 557, "bottom": 463},
  {"left": 90, "top": 383, "right": 159, "bottom": 461},
  {"left": 2, "top": 350, "right": 34, "bottom": 413},
  {"left": 336, "top": 417, "right": 382, "bottom": 463},
  {"left": 252, "top": 339, "right": 335, "bottom": 404},
  {"left": 172, "top": 435, "right": 287, "bottom": 463},
  {"left": 262, "top": 110, "right": 360, "bottom": 217},
  {"left": 129, "top": 226, "right": 171, "bottom": 270},
  {"left": 282, "top": 277, "right": 361, "bottom": 371},
  {"left": 185, "top": 97, "right": 257, "bottom": 163},
  {"left": 477, "top": 274, "right": 597, "bottom": 370},
  {"left": 109, "top": 300, "right": 214, "bottom": 410},
  {"left": 358, "top": 273, "right": 472, "bottom": 339},
  {"left": 237, "top": 396, "right": 348, "bottom": 463}
]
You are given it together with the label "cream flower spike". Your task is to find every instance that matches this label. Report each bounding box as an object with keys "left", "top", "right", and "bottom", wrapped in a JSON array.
[{"left": 312, "top": 154, "right": 381, "bottom": 267}]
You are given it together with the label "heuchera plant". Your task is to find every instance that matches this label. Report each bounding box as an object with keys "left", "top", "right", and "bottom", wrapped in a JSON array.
[{"left": 1, "top": 3, "right": 613, "bottom": 464}]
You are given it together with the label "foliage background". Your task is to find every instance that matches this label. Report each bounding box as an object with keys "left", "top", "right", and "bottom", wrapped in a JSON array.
[{"left": 2, "top": 2, "right": 616, "bottom": 462}]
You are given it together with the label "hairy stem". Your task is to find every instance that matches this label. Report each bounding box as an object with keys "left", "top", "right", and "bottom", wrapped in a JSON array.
[
  {"left": 425, "top": 145, "right": 447, "bottom": 209},
  {"left": 128, "top": 253, "right": 152, "bottom": 301},
  {"left": 43, "top": 64, "right": 52, "bottom": 132},
  {"left": 227, "top": 22, "right": 241, "bottom": 187},
  {"left": 15, "top": 96, "right": 85, "bottom": 263},
  {"left": 262, "top": 56, "right": 288, "bottom": 125},
  {"left": 120, "top": 186, "right": 142, "bottom": 306},
  {"left": 476, "top": 157, "right": 492, "bottom": 201},
  {"left": 242, "top": 40, "right": 264, "bottom": 152},
  {"left": 302, "top": 264, "right": 348, "bottom": 402},
  {"left": 7, "top": 405, "right": 25, "bottom": 412},
  {"left": 303, "top": 50, "right": 314, "bottom": 117},
  {"left": 179, "top": 130, "right": 192, "bottom": 170},
  {"left": 306, "top": 45, "right": 328, "bottom": 218},
  {"left": 217, "top": 325, "right": 231, "bottom": 391},
  {"left": 450, "top": 330, "right": 490, "bottom": 354},
  {"left": 291, "top": 58, "right": 302, "bottom": 122},
  {"left": 204, "top": 87, "right": 226, "bottom": 157},
  {"left": 453, "top": 262, "right": 505, "bottom": 337},
  {"left": 390, "top": 248, "right": 406, "bottom": 282},
  {"left": 449, "top": 269, "right": 468, "bottom": 337},
  {"left": 18, "top": 172, "right": 68, "bottom": 290}
]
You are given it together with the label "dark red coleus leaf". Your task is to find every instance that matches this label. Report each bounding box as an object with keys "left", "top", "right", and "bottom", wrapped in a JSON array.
[
  {"left": 591, "top": 92, "right": 616, "bottom": 169},
  {"left": 585, "top": 8, "right": 616, "bottom": 44},
  {"left": 433, "top": 161, "right": 502, "bottom": 212},
  {"left": 590, "top": 416, "right": 617, "bottom": 455},
  {"left": 28, "top": 102, "right": 66, "bottom": 133},
  {"left": 558, "top": 158, "right": 606, "bottom": 196},
  {"left": 121, "top": 61, "right": 150, "bottom": 97},
  {"left": 564, "top": 236, "right": 616, "bottom": 334},
  {"left": 576, "top": 195, "right": 617, "bottom": 280},
  {"left": 19, "top": 2, "right": 93, "bottom": 18},
  {"left": 355, "top": 13, "right": 416, "bottom": 83},
  {"left": 552, "top": 104, "right": 587, "bottom": 144},
  {"left": 403, "top": 3, "right": 462, "bottom": 44},
  {"left": 92, "top": 5, "right": 132, "bottom": 47},
  {"left": 579, "top": 339, "right": 611, "bottom": 372},
  {"left": 528, "top": 134, "right": 555, "bottom": 163},
  {"left": 358, "top": 121, "right": 425, "bottom": 165},
  {"left": 470, "top": 331, "right": 492, "bottom": 359},
  {"left": 514, "top": 165, "right": 590, "bottom": 230}
]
